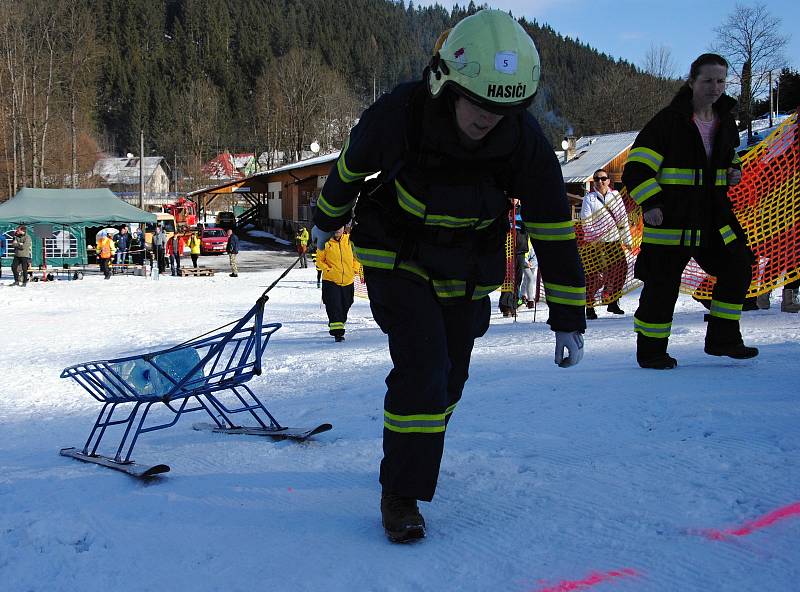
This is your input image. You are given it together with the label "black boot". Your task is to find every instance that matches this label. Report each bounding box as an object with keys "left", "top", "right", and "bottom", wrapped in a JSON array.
[
  {"left": 704, "top": 317, "right": 759, "bottom": 359},
  {"left": 381, "top": 493, "right": 425, "bottom": 543},
  {"left": 607, "top": 301, "right": 625, "bottom": 315},
  {"left": 586, "top": 307, "right": 597, "bottom": 320},
  {"left": 636, "top": 334, "right": 677, "bottom": 369}
]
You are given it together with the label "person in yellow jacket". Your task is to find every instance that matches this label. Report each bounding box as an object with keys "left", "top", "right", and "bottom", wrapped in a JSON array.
[
  {"left": 317, "top": 227, "right": 355, "bottom": 342},
  {"left": 186, "top": 231, "right": 202, "bottom": 268},
  {"left": 96, "top": 231, "right": 116, "bottom": 280},
  {"left": 295, "top": 225, "right": 310, "bottom": 268}
]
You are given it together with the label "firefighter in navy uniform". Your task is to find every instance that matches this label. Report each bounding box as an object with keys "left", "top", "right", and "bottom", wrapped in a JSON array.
[
  {"left": 623, "top": 53, "right": 758, "bottom": 369},
  {"left": 311, "top": 10, "right": 586, "bottom": 543}
]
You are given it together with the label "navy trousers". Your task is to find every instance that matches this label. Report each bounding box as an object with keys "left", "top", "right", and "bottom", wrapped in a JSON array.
[
  {"left": 321, "top": 280, "right": 354, "bottom": 337},
  {"left": 365, "top": 270, "right": 490, "bottom": 501}
]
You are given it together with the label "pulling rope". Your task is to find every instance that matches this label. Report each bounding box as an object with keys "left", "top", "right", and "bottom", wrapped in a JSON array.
[{"left": 167, "top": 254, "right": 303, "bottom": 350}]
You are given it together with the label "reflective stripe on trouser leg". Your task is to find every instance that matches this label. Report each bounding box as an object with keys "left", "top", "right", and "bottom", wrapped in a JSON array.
[
  {"left": 633, "top": 247, "right": 690, "bottom": 359},
  {"left": 321, "top": 280, "right": 354, "bottom": 337},
  {"left": 365, "top": 269, "right": 490, "bottom": 501}
]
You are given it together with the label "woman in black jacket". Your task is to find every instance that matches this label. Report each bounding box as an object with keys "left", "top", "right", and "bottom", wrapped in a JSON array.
[{"left": 623, "top": 53, "right": 758, "bottom": 369}]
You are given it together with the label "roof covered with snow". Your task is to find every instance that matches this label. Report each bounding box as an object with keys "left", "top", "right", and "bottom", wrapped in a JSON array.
[
  {"left": 257, "top": 151, "right": 340, "bottom": 176},
  {"left": 93, "top": 157, "right": 168, "bottom": 186},
  {"left": 560, "top": 131, "right": 639, "bottom": 183}
]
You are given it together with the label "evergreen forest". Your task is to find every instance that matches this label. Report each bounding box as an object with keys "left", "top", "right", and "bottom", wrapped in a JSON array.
[{"left": 0, "top": 0, "right": 706, "bottom": 197}]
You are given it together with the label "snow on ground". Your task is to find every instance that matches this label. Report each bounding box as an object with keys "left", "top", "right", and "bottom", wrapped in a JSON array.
[{"left": 1, "top": 256, "right": 798, "bottom": 592}]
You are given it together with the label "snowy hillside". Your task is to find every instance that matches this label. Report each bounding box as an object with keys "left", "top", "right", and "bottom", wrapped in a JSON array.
[{"left": 1, "top": 259, "right": 798, "bottom": 592}]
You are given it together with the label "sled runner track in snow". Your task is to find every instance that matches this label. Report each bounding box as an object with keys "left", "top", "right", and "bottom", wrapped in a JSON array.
[
  {"left": 192, "top": 421, "right": 332, "bottom": 441},
  {"left": 60, "top": 256, "right": 331, "bottom": 477}
]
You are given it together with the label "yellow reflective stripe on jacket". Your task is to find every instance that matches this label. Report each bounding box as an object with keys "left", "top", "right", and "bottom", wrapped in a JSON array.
[
  {"left": 336, "top": 137, "right": 373, "bottom": 183},
  {"left": 425, "top": 214, "right": 478, "bottom": 228},
  {"left": 394, "top": 180, "right": 426, "bottom": 219},
  {"left": 384, "top": 403, "right": 457, "bottom": 434},
  {"left": 543, "top": 282, "right": 585, "bottom": 306},
  {"left": 634, "top": 316, "right": 671, "bottom": 338},
  {"left": 626, "top": 147, "right": 664, "bottom": 173},
  {"left": 715, "top": 169, "right": 728, "bottom": 186},
  {"left": 642, "top": 227, "right": 682, "bottom": 246},
  {"left": 352, "top": 246, "right": 396, "bottom": 270},
  {"left": 709, "top": 299, "right": 742, "bottom": 321},
  {"left": 472, "top": 284, "right": 500, "bottom": 299},
  {"left": 630, "top": 178, "right": 662, "bottom": 205},
  {"left": 525, "top": 220, "right": 576, "bottom": 241},
  {"left": 397, "top": 261, "right": 429, "bottom": 280},
  {"left": 317, "top": 193, "right": 355, "bottom": 218},
  {"left": 432, "top": 278, "right": 466, "bottom": 299},
  {"left": 657, "top": 168, "right": 696, "bottom": 186},
  {"left": 719, "top": 225, "right": 736, "bottom": 245}
]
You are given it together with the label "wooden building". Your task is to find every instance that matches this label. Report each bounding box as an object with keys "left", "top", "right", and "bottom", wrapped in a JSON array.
[
  {"left": 559, "top": 131, "right": 639, "bottom": 217},
  {"left": 188, "top": 152, "right": 339, "bottom": 238}
]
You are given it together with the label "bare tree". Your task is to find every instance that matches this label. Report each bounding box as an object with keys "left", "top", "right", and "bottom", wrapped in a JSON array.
[
  {"left": 712, "top": 2, "right": 790, "bottom": 134},
  {"left": 314, "top": 68, "right": 361, "bottom": 153},
  {"left": 176, "top": 78, "right": 220, "bottom": 189},
  {"left": 272, "top": 49, "right": 327, "bottom": 162},
  {"left": 253, "top": 67, "right": 289, "bottom": 170},
  {"left": 641, "top": 44, "right": 677, "bottom": 80},
  {"left": 60, "top": 0, "right": 101, "bottom": 187}
]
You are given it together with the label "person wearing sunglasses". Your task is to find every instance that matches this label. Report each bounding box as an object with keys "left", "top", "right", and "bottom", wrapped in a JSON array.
[
  {"left": 579, "top": 169, "right": 632, "bottom": 319},
  {"left": 623, "top": 53, "right": 757, "bottom": 369},
  {"left": 311, "top": 10, "right": 586, "bottom": 543}
]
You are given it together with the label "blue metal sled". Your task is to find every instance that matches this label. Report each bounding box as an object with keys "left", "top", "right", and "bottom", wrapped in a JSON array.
[{"left": 60, "top": 289, "right": 330, "bottom": 477}]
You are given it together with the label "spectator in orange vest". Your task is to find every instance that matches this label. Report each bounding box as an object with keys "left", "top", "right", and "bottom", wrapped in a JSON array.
[{"left": 96, "top": 231, "right": 116, "bottom": 280}]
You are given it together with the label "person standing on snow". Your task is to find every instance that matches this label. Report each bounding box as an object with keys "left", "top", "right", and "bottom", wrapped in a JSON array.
[
  {"left": 166, "top": 232, "right": 186, "bottom": 276},
  {"left": 96, "top": 231, "right": 116, "bottom": 280},
  {"left": 623, "top": 53, "right": 758, "bottom": 369},
  {"left": 10, "top": 224, "right": 32, "bottom": 286},
  {"left": 152, "top": 224, "right": 167, "bottom": 274},
  {"left": 225, "top": 228, "right": 239, "bottom": 277},
  {"left": 295, "top": 225, "right": 310, "bottom": 268},
  {"left": 580, "top": 169, "right": 632, "bottom": 319},
  {"left": 311, "top": 10, "right": 585, "bottom": 543},
  {"left": 114, "top": 225, "right": 131, "bottom": 267},
  {"left": 317, "top": 227, "right": 355, "bottom": 342},
  {"left": 186, "top": 230, "right": 202, "bottom": 269}
]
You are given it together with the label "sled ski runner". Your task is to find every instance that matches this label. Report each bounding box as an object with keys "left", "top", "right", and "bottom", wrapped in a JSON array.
[
  {"left": 60, "top": 255, "right": 331, "bottom": 476},
  {"left": 193, "top": 422, "right": 332, "bottom": 441},
  {"left": 60, "top": 447, "right": 170, "bottom": 478}
]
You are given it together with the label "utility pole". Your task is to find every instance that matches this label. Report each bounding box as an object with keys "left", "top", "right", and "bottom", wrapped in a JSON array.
[
  {"left": 139, "top": 129, "right": 145, "bottom": 209},
  {"left": 768, "top": 70, "right": 774, "bottom": 127}
]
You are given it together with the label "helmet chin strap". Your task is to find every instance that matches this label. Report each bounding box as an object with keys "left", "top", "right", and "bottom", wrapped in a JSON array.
[{"left": 429, "top": 52, "right": 450, "bottom": 81}]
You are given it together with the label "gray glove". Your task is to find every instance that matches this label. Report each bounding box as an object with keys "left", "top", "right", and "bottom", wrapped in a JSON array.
[
  {"left": 311, "top": 226, "right": 334, "bottom": 249},
  {"left": 555, "top": 331, "right": 584, "bottom": 368}
]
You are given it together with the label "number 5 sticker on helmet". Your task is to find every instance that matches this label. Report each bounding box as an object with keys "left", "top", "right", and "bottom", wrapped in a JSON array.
[{"left": 495, "top": 51, "right": 518, "bottom": 74}]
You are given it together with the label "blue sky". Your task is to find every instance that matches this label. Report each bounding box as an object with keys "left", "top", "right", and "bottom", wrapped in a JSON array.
[{"left": 418, "top": 0, "right": 798, "bottom": 76}]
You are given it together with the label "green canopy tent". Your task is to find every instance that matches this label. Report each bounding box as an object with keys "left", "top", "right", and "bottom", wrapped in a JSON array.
[{"left": 0, "top": 188, "right": 156, "bottom": 267}]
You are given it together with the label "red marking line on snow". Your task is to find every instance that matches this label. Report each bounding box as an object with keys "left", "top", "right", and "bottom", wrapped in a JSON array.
[
  {"left": 700, "top": 502, "right": 800, "bottom": 541},
  {"left": 533, "top": 568, "right": 639, "bottom": 592}
]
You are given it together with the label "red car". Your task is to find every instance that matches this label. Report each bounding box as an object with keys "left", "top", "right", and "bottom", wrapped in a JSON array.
[{"left": 200, "top": 227, "right": 228, "bottom": 255}]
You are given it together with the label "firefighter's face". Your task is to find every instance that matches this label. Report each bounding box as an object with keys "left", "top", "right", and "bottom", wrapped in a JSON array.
[
  {"left": 453, "top": 96, "right": 504, "bottom": 141},
  {"left": 689, "top": 64, "right": 727, "bottom": 108}
]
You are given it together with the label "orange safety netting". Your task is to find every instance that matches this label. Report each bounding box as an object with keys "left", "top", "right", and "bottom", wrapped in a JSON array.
[
  {"left": 575, "top": 112, "right": 800, "bottom": 305},
  {"left": 353, "top": 258, "right": 369, "bottom": 299},
  {"left": 575, "top": 193, "right": 643, "bottom": 306},
  {"left": 500, "top": 209, "right": 517, "bottom": 293},
  {"left": 686, "top": 112, "right": 800, "bottom": 298}
]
